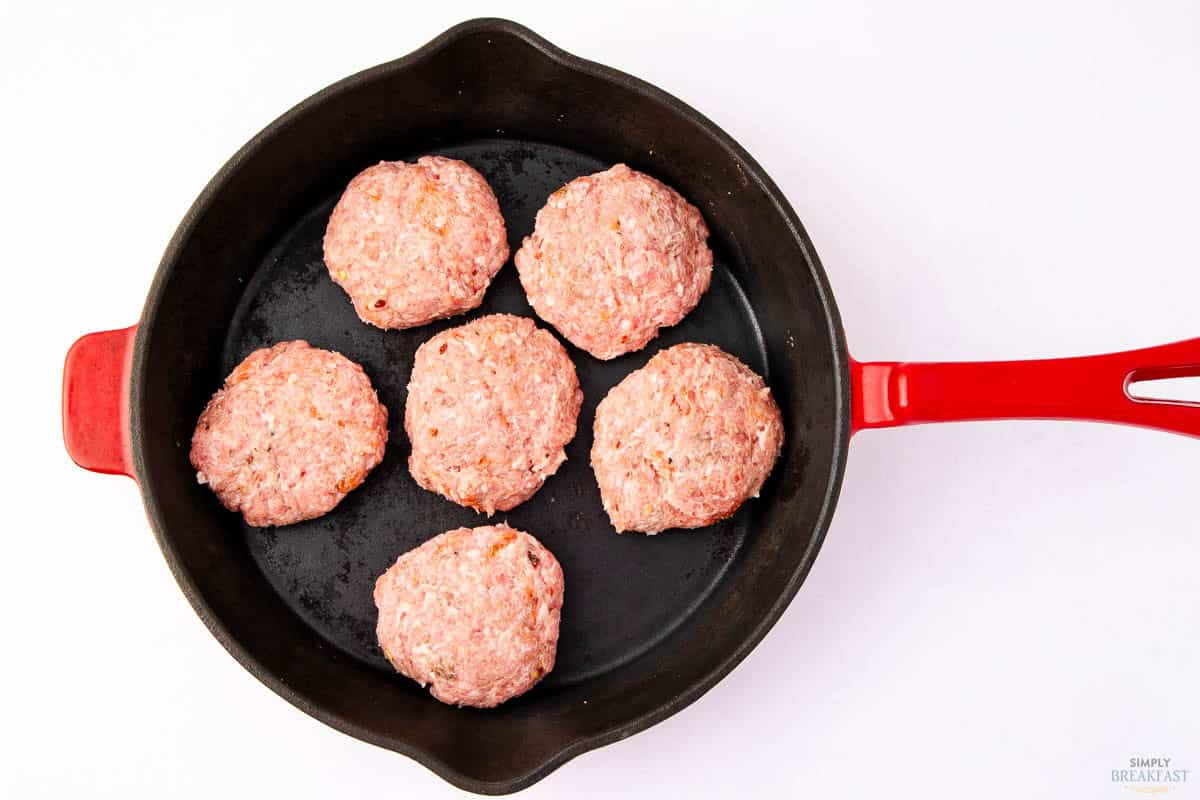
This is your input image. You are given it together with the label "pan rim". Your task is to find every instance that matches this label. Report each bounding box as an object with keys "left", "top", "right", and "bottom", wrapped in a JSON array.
[{"left": 129, "top": 16, "right": 852, "bottom": 795}]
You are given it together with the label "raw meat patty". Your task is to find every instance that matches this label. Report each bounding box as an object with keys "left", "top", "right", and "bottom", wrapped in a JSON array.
[
  {"left": 514, "top": 164, "right": 712, "bottom": 360},
  {"left": 323, "top": 156, "right": 509, "bottom": 329},
  {"left": 190, "top": 340, "right": 388, "bottom": 527},
  {"left": 591, "top": 343, "right": 784, "bottom": 533},
  {"left": 405, "top": 314, "right": 582, "bottom": 514},
  {"left": 374, "top": 524, "right": 564, "bottom": 708}
]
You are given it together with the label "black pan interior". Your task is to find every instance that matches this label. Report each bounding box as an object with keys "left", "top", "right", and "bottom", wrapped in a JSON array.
[
  {"left": 130, "top": 19, "right": 848, "bottom": 794},
  {"left": 226, "top": 139, "right": 765, "bottom": 685}
]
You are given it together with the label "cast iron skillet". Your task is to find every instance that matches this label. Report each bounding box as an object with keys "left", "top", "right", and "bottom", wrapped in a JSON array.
[{"left": 62, "top": 18, "right": 1200, "bottom": 795}]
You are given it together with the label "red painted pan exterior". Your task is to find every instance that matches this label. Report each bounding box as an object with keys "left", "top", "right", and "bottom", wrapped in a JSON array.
[
  {"left": 62, "top": 326, "right": 137, "bottom": 478},
  {"left": 852, "top": 337, "right": 1200, "bottom": 436}
]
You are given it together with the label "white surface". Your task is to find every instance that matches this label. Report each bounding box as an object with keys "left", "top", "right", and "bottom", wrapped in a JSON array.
[{"left": 2, "top": 1, "right": 1198, "bottom": 797}]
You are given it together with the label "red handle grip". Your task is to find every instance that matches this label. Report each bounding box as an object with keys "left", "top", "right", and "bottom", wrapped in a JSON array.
[
  {"left": 852, "top": 337, "right": 1200, "bottom": 437},
  {"left": 62, "top": 326, "right": 137, "bottom": 477}
]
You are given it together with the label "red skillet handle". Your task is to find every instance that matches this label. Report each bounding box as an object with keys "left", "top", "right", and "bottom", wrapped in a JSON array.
[
  {"left": 62, "top": 326, "right": 137, "bottom": 478},
  {"left": 852, "top": 337, "right": 1200, "bottom": 437}
]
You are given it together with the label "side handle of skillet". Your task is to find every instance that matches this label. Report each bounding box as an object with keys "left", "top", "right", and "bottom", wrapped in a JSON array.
[
  {"left": 851, "top": 337, "right": 1200, "bottom": 437},
  {"left": 62, "top": 326, "right": 137, "bottom": 477}
]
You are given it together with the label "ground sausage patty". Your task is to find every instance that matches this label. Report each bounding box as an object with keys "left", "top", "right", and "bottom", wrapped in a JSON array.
[
  {"left": 591, "top": 343, "right": 784, "bottom": 533},
  {"left": 324, "top": 156, "right": 509, "bottom": 329},
  {"left": 374, "top": 524, "right": 564, "bottom": 708},
  {"left": 190, "top": 340, "right": 388, "bottom": 527},
  {"left": 514, "top": 164, "right": 713, "bottom": 360},
  {"left": 405, "top": 314, "right": 582, "bottom": 514}
]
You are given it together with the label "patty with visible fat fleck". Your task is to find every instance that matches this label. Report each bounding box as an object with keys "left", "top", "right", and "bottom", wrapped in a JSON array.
[
  {"left": 190, "top": 340, "right": 388, "bottom": 527},
  {"left": 374, "top": 524, "right": 564, "bottom": 708},
  {"left": 591, "top": 343, "right": 784, "bottom": 533},
  {"left": 515, "top": 164, "right": 712, "bottom": 360},
  {"left": 405, "top": 314, "right": 582, "bottom": 514},
  {"left": 324, "top": 156, "right": 509, "bottom": 329}
]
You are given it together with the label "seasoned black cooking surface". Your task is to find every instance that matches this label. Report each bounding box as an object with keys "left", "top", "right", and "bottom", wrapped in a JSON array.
[{"left": 223, "top": 139, "right": 768, "bottom": 687}]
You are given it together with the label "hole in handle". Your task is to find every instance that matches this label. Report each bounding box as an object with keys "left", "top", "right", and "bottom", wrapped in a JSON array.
[{"left": 1126, "top": 366, "right": 1200, "bottom": 405}]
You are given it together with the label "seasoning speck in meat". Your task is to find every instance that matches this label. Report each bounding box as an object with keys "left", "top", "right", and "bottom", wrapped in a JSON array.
[
  {"left": 405, "top": 314, "right": 582, "bottom": 514},
  {"left": 190, "top": 340, "right": 388, "bottom": 527},
  {"left": 514, "top": 164, "right": 712, "bottom": 360},
  {"left": 374, "top": 524, "right": 564, "bottom": 708},
  {"left": 591, "top": 343, "right": 784, "bottom": 533},
  {"left": 323, "top": 156, "right": 509, "bottom": 329}
]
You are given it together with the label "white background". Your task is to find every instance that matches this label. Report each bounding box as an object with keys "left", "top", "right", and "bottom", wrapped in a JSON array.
[{"left": 2, "top": 1, "right": 1197, "bottom": 797}]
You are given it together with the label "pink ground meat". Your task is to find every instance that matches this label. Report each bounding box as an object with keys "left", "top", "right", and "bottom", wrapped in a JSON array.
[
  {"left": 324, "top": 156, "right": 509, "bottom": 329},
  {"left": 514, "top": 164, "right": 712, "bottom": 360},
  {"left": 405, "top": 314, "right": 582, "bottom": 514},
  {"left": 374, "top": 524, "right": 564, "bottom": 708},
  {"left": 190, "top": 340, "right": 388, "bottom": 527},
  {"left": 591, "top": 343, "right": 784, "bottom": 533}
]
